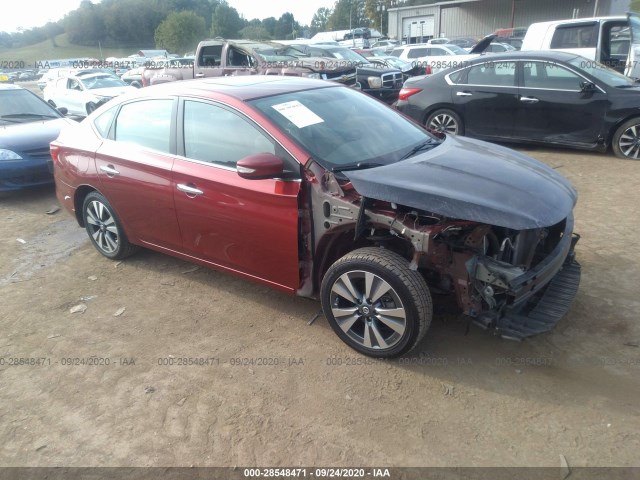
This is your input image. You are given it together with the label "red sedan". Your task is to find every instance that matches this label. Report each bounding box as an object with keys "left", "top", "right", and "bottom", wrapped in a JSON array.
[{"left": 52, "top": 76, "right": 580, "bottom": 357}]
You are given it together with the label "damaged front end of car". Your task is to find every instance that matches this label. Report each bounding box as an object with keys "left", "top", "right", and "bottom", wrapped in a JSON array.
[{"left": 302, "top": 134, "right": 581, "bottom": 340}]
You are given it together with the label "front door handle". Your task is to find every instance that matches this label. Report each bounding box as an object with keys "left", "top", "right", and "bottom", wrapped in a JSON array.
[
  {"left": 177, "top": 184, "right": 204, "bottom": 196},
  {"left": 195, "top": 73, "right": 205, "bottom": 78},
  {"left": 99, "top": 165, "right": 120, "bottom": 176},
  {"left": 520, "top": 96, "right": 539, "bottom": 103},
  {"left": 456, "top": 91, "right": 472, "bottom": 96}
]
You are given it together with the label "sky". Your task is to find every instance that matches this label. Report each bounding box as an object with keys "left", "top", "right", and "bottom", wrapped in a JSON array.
[{"left": 0, "top": 0, "right": 339, "bottom": 33}]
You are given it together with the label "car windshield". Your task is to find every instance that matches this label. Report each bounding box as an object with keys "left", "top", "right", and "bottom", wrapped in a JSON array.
[
  {"left": 382, "top": 57, "right": 409, "bottom": 69},
  {"left": 80, "top": 75, "right": 127, "bottom": 89},
  {"left": 249, "top": 86, "right": 440, "bottom": 170},
  {"left": 252, "top": 46, "right": 306, "bottom": 60},
  {"left": 327, "top": 48, "right": 368, "bottom": 63},
  {"left": 0, "top": 89, "right": 60, "bottom": 123},
  {"left": 567, "top": 56, "right": 636, "bottom": 87},
  {"left": 446, "top": 45, "right": 468, "bottom": 55}
]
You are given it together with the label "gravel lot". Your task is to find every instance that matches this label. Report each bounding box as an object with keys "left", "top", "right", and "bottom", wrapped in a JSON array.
[{"left": 1, "top": 87, "right": 639, "bottom": 467}]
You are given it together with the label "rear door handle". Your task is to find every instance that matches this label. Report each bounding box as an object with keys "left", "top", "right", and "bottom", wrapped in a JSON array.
[
  {"left": 520, "top": 96, "right": 539, "bottom": 103},
  {"left": 456, "top": 91, "right": 472, "bottom": 96},
  {"left": 177, "top": 184, "right": 204, "bottom": 196},
  {"left": 99, "top": 165, "right": 120, "bottom": 176}
]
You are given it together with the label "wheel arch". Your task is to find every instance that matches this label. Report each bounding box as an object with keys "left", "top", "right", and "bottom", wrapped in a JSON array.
[
  {"left": 608, "top": 114, "right": 640, "bottom": 148},
  {"left": 74, "top": 185, "right": 98, "bottom": 227},
  {"left": 421, "top": 103, "right": 463, "bottom": 125},
  {"left": 313, "top": 225, "right": 417, "bottom": 294}
]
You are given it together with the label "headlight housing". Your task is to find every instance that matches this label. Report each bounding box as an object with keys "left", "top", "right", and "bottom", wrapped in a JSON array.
[
  {"left": 367, "top": 76, "right": 383, "bottom": 88},
  {"left": 0, "top": 149, "right": 22, "bottom": 161},
  {"left": 302, "top": 72, "right": 321, "bottom": 79}
]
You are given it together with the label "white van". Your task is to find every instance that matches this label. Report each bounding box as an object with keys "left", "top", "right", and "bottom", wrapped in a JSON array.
[{"left": 521, "top": 14, "right": 640, "bottom": 78}]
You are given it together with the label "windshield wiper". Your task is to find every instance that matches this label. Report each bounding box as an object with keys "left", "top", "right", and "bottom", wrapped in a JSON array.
[
  {"left": 399, "top": 139, "right": 438, "bottom": 160},
  {"left": 1, "top": 113, "right": 59, "bottom": 119},
  {"left": 332, "top": 162, "right": 385, "bottom": 172}
]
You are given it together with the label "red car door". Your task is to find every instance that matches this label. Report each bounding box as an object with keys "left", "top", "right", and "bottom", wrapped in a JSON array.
[
  {"left": 172, "top": 99, "right": 301, "bottom": 292},
  {"left": 94, "top": 98, "right": 183, "bottom": 250}
]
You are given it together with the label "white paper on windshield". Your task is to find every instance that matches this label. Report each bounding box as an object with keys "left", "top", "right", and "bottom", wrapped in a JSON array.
[{"left": 272, "top": 100, "right": 324, "bottom": 128}]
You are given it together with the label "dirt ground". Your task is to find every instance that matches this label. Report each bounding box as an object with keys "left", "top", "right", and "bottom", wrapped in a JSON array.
[{"left": 1, "top": 127, "right": 639, "bottom": 467}]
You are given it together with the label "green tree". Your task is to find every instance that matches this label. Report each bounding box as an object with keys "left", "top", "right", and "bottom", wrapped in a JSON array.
[
  {"left": 273, "top": 13, "right": 300, "bottom": 40},
  {"left": 211, "top": 1, "right": 245, "bottom": 38},
  {"left": 310, "top": 7, "right": 332, "bottom": 35},
  {"left": 155, "top": 11, "right": 206, "bottom": 54},
  {"left": 239, "top": 25, "right": 272, "bottom": 40},
  {"left": 327, "top": 0, "right": 367, "bottom": 31}
]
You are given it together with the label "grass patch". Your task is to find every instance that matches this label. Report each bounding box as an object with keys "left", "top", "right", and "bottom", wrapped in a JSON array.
[{"left": 0, "top": 33, "right": 142, "bottom": 68}]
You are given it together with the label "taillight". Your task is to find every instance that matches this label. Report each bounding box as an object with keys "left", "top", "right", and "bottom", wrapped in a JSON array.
[
  {"left": 398, "top": 88, "right": 422, "bottom": 101},
  {"left": 425, "top": 64, "right": 432, "bottom": 75},
  {"left": 50, "top": 144, "right": 60, "bottom": 163}
]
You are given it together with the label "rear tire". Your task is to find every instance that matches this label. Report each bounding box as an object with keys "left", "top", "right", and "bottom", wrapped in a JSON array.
[
  {"left": 321, "top": 247, "right": 432, "bottom": 358},
  {"left": 82, "top": 192, "right": 138, "bottom": 260},
  {"left": 612, "top": 117, "right": 640, "bottom": 160},
  {"left": 426, "top": 109, "right": 464, "bottom": 135}
]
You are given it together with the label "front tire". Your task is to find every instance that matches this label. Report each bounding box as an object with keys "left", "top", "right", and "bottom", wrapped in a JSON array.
[
  {"left": 82, "top": 192, "right": 138, "bottom": 260},
  {"left": 321, "top": 247, "right": 433, "bottom": 358},
  {"left": 426, "top": 109, "right": 464, "bottom": 135},
  {"left": 613, "top": 118, "right": 640, "bottom": 160}
]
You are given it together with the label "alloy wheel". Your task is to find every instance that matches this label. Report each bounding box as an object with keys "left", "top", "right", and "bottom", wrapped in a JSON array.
[
  {"left": 329, "top": 270, "right": 407, "bottom": 351},
  {"left": 85, "top": 200, "right": 120, "bottom": 254}
]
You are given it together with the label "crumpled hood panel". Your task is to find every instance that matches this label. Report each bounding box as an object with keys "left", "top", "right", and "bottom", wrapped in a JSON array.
[{"left": 345, "top": 135, "right": 577, "bottom": 230}]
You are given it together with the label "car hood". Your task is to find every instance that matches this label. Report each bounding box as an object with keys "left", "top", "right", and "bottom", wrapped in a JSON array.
[
  {"left": 89, "top": 86, "right": 136, "bottom": 97},
  {"left": 0, "top": 117, "right": 71, "bottom": 151},
  {"left": 469, "top": 34, "right": 497, "bottom": 54},
  {"left": 345, "top": 135, "right": 577, "bottom": 230}
]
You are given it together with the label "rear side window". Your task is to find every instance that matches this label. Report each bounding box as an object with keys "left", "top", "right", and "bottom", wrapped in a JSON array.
[
  {"left": 94, "top": 106, "right": 117, "bottom": 138},
  {"left": 390, "top": 48, "right": 403, "bottom": 57},
  {"left": 550, "top": 23, "right": 598, "bottom": 49},
  {"left": 407, "top": 48, "right": 430, "bottom": 59},
  {"left": 114, "top": 99, "right": 173, "bottom": 153},
  {"left": 466, "top": 61, "right": 516, "bottom": 86}
]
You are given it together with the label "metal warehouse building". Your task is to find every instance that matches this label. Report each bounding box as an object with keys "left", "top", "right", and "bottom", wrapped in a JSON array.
[{"left": 388, "top": 0, "right": 632, "bottom": 43}]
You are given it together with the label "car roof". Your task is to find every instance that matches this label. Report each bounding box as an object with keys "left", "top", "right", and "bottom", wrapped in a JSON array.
[
  {"left": 134, "top": 76, "right": 337, "bottom": 102},
  {"left": 461, "top": 50, "right": 582, "bottom": 62},
  {"left": 529, "top": 15, "right": 627, "bottom": 28}
]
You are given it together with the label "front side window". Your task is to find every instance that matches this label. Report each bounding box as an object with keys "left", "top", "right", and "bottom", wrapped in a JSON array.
[
  {"left": 522, "top": 62, "right": 583, "bottom": 90},
  {"left": 114, "top": 99, "right": 173, "bottom": 153},
  {"left": 183, "top": 100, "right": 275, "bottom": 169}
]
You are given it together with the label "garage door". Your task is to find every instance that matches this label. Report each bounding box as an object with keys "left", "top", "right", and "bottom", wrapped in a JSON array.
[{"left": 402, "top": 16, "right": 435, "bottom": 44}]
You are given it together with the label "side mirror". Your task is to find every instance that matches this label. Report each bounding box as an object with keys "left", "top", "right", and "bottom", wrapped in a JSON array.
[
  {"left": 237, "top": 153, "right": 284, "bottom": 179},
  {"left": 580, "top": 81, "right": 596, "bottom": 92},
  {"left": 57, "top": 107, "right": 68, "bottom": 115},
  {"left": 131, "top": 80, "right": 142, "bottom": 88}
]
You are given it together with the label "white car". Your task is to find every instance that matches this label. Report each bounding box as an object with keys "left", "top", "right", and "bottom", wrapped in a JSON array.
[
  {"left": 390, "top": 36, "right": 493, "bottom": 74},
  {"left": 43, "top": 73, "right": 135, "bottom": 116}
]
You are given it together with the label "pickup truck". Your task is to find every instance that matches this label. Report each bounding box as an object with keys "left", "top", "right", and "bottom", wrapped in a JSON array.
[
  {"left": 521, "top": 13, "right": 640, "bottom": 78},
  {"left": 142, "top": 39, "right": 358, "bottom": 88},
  {"left": 288, "top": 44, "right": 404, "bottom": 104}
]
